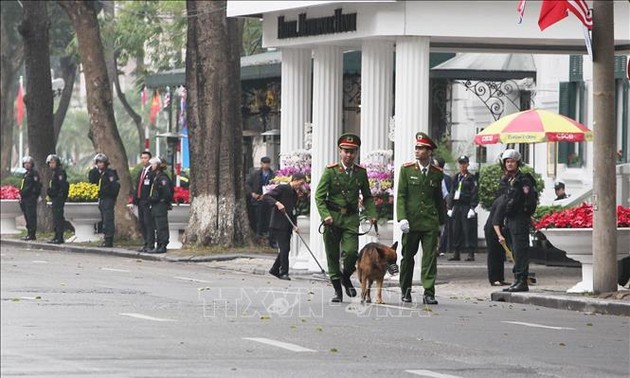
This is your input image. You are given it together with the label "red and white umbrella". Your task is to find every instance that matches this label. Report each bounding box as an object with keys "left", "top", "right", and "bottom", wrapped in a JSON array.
[{"left": 474, "top": 108, "right": 593, "bottom": 145}]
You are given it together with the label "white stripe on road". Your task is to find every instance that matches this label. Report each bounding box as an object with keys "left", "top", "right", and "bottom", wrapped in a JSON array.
[
  {"left": 119, "top": 313, "right": 176, "bottom": 322},
  {"left": 32, "top": 260, "right": 48, "bottom": 264},
  {"left": 406, "top": 370, "right": 463, "bottom": 378},
  {"left": 173, "top": 276, "right": 212, "bottom": 283},
  {"left": 100, "top": 268, "right": 130, "bottom": 273},
  {"left": 502, "top": 321, "right": 575, "bottom": 330},
  {"left": 372, "top": 303, "right": 429, "bottom": 311},
  {"left": 243, "top": 337, "right": 316, "bottom": 352}
]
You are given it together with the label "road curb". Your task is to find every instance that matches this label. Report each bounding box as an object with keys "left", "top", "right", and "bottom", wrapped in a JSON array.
[
  {"left": 0, "top": 239, "right": 269, "bottom": 263},
  {"left": 491, "top": 291, "right": 630, "bottom": 316}
]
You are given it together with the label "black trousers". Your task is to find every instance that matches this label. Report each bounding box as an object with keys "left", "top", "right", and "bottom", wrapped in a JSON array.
[
  {"left": 451, "top": 205, "right": 477, "bottom": 253},
  {"left": 99, "top": 197, "right": 116, "bottom": 238},
  {"left": 507, "top": 217, "right": 530, "bottom": 279},
  {"left": 151, "top": 202, "right": 169, "bottom": 246},
  {"left": 484, "top": 226, "right": 505, "bottom": 283},
  {"left": 20, "top": 198, "right": 37, "bottom": 233},
  {"left": 138, "top": 200, "right": 155, "bottom": 247},
  {"left": 269, "top": 229, "right": 292, "bottom": 275},
  {"left": 253, "top": 201, "right": 271, "bottom": 236},
  {"left": 51, "top": 197, "right": 65, "bottom": 235}
]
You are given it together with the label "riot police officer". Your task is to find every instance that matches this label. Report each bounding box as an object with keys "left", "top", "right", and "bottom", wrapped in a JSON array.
[
  {"left": 46, "top": 154, "right": 68, "bottom": 244},
  {"left": 447, "top": 155, "right": 479, "bottom": 261},
  {"left": 314, "top": 134, "right": 377, "bottom": 303},
  {"left": 148, "top": 157, "right": 172, "bottom": 253},
  {"left": 88, "top": 153, "right": 120, "bottom": 248},
  {"left": 499, "top": 149, "right": 536, "bottom": 293},
  {"left": 19, "top": 156, "right": 42, "bottom": 240}
]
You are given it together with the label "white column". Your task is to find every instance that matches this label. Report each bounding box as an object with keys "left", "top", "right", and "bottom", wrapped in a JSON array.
[
  {"left": 280, "top": 48, "right": 312, "bottom": 155},
  {"left": 393, "top": 36, "right": 431, "bottom": 279},
  {"left": 360, "top": 40, "right": 394, "bottom": 161},
  {"left": 303, "top": 46, "right": 343, "bottom": 273}
]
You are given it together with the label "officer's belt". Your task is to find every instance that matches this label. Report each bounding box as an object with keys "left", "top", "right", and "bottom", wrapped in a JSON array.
[{"left": 326, "top": 201, "right": 357, "bottom": 215}]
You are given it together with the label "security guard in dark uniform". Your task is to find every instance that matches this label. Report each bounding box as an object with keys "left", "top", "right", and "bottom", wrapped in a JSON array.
[
  {"left": 46, "top": 154, "right": 68, "bottom": 244},
  {"left": 447, "top": 155, "right": 479, "bottom": 261},
  {"left": 315, "top": 134, "right": 377, "bottom": 303},
  {"left": 19, "top": 156, "right": 42, "bottom": 240},
  {"left": 129, "top": 150, "right": 155, "bottom": 252},
  {"left": 148, "top": 157, "right": 172, "bottom": 253},
  {"left": 397, "top": 132, "right": 446, "bottom": 305},
  {"left": 89, "top": 153, "right": 120, "bottom": 248},
  {"left": 498, "top": 149, "right": 535, "bottom": 293}
]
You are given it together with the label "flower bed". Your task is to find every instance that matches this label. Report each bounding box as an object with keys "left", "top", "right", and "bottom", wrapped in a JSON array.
[
  {"left": 0, "top": 185, "right": 20, "bottom": 200},
  {"left": 173, "top": 186, "right": 190, "bottom": 204},
  {"left": 534, "top": 203, "right": 630, "bottom": 229},
  {"left": 67, "top": 182, "right": 98, "bottom": 202},
  {"left": 363, "top": 150, "right": 394, "bottom": 221}
]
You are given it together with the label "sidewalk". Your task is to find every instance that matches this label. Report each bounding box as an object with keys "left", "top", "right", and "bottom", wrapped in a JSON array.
[{"left": 2, "top": 237, "right": 628, "bottom": 316}]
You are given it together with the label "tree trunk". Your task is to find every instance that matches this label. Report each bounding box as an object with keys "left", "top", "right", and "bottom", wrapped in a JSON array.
[
  {"left": 58, "top": 0, "right": 139, "bottom": 239},
  {"left": 183, "top": 0, "right": 251, "bottom": 247},
  {"left": 0, "top": 4, "right": 24, "bottom": 179},
  {"left": 19, "top": 1, "right": 55, "bottom": 231},
  {"left": 53, "top": 55, "right": 77, "bottom": 142}
]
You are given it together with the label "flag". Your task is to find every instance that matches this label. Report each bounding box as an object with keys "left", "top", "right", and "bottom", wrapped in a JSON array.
[
  {"left": 539, "top": 0, "right": 592, "bottom": 31},
  {"left": 163, "top": 91, "right": 170, "bottom": 110},
  {"left": 517, "top": 0, "right": 527, "bottom": 24},
  {"left": 149, "top": 90, "right": 161, "bottom": 126},
  {"left": 15, "top": 85, "right": 24, "bottom": 128},
  {"left": 141, "top": 86, "right": 148, "bottom": 110}
]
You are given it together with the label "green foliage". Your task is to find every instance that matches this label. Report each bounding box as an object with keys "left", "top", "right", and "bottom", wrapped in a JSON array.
[
  {"left": 533, "top": 205, "right": 563, "bottom": 222},
  {"left": 478, "top": 163, "right": 545, "bottom": 210},
  {"left": 242, "top": 19, "right": 264, "bottom": 56},
  {"left": 0, "top": 175, "right": 22, "bottom": 188}
]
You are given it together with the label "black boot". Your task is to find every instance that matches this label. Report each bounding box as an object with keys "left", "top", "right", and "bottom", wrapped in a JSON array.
[
  {"left": 100, "top": 236, "right": 113, "bottom": 248},
  {"left": 48, "top": 232, "right": 64, "bottom": 244},
  {"left": 465, "top": 250, "right": 475, "bottom": 261},
  {"left": 22, "top": 231, "right": 36, "bottom": 241},
  {"left": 153, "top": 243, "right": 167, "bottom": 253},
  {"left": 507, "top": 277, "right": 529, "bottom": 292},
  {"left": 331, "top": 280, "right": 343, "bottom": 303},
  {"left": 448, "top": 250, "right": 461, "bottom": 261},
  {"left": 341, "top": 270, "right": 357, "bottom": 297},
  {"left": 503, "top": 275, "right": 519, "bottom": 292}
]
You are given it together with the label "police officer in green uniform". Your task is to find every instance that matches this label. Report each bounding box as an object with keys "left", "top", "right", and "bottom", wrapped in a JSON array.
[
  {"left": 46, "top": 154, "right": 69, "bottom": 244},
  {"left": 89, "top": 153, "right": 120, "bottom": 248},
  {"left": 148, "top": 157, "right": 172, "bottom": 254},
  {"left": 19, "top": 156, "right": 42, "bottom": 241},
  {"left": 397, "top": 132, "right": 446, "bottom": 305},
  {"left": 315, "top": 134, "right": 377, "bottom": 303}
]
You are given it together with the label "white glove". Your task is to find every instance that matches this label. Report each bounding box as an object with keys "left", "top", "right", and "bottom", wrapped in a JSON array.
[
  {"left": 467, "top": 209, "right": 476, "bottom": 219},
  {"left": 400, "top": 219, "right": 410, "bottom": 233},
  {"left": 447, "top": 209, "right": 453, "bottom": 218}
]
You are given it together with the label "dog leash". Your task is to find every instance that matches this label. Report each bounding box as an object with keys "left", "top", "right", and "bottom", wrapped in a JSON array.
[
  {"left": 318, "top": 220, "right": 378, "bottom": 237},
  {"left": 282, "top": 212, "right": 326, "bottom": 274}
]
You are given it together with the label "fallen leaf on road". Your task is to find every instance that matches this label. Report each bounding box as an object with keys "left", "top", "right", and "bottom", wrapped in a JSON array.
[
  {"left": 260, "top": 314, "right": 271, "bottom": 320},
  {"left": 330, "top": 348, "right": 338, "bottom": 353}
]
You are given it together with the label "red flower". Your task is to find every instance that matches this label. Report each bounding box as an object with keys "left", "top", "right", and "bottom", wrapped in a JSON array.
[
  {"left": 0, "top": 185, "right": 20, "bottom": 200},
  {"left": 535, "top": 203, "right": 629, "bottom": 229},
  {"left": 172, "top": 186, "right": 190, "bottom": 204}
]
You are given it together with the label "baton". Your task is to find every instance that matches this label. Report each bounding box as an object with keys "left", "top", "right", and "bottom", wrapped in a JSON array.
[
  {"left": 499, "top": 240, "right": 514, "bottom": 263},
  {"left": 282, "top": 211, "right": 326, "bottom": 274}
]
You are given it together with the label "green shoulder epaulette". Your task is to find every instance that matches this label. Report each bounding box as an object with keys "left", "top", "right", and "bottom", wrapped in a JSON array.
[
  {"left": 327, "top": 163, "right": 339, "bottom": 168},
  {"left": 403, "top": 161, "right": 416, "bottom": 167},
  {"left": 353, "top": 164, "right": 366, "bottom": 171}
]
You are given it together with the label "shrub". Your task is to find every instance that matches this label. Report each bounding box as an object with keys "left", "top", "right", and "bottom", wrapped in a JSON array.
[
  {"left": 67, "top": 182, "right": 99, "bottom": 202},
  {"left": 478, "top": 163, "right": 545, "bottom": 210}
]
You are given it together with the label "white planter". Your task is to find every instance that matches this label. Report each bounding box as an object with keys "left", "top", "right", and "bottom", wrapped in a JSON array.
[
  {"left": 291, "top": 215, "right": 312, "bottom": 270},
  {"left": 543, "top": 228, "right": 630, "bottom": 293},
  {"left": 0, "top": 200, "right": 22, "bottom": 235},
  {"left": 64, "top": 202, "right": 101, "bottom": 242},
  {"left": 168, "top": 204, "right": 190, "bottom": 249}
]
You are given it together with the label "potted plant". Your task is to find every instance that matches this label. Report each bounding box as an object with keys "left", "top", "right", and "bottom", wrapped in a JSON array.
[
  {"left": 63, "top": 182, "right": 101, "bottom": 242},
  {"left": 535, "top": 203, "right": 630, "bottom": 293},
  {"left": 1, "top": 185, "right": 22, "bottom": 234},
  {"left": 362, "top": 150, "right": 395, "bottom": 245},
  {"left": 168, "top": 186, "right": 191, "bottom": 249}
]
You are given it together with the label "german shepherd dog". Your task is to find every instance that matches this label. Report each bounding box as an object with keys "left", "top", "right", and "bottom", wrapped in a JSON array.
[{"left": 356, "top": 242, "right": 398, "bottom": 304}]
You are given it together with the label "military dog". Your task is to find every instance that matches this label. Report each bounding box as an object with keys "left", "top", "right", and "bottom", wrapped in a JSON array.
[{"left": 356, "top": 242, "right": 398, "bottom": 304}]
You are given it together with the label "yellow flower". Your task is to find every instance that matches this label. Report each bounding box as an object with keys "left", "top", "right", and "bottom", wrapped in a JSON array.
[{"left": 68, "top": 182, "right": 99, "bottom": 202}]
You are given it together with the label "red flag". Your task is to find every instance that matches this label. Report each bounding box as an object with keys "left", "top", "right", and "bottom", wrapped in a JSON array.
[
  {"left": 517, "top": 0, "right": 527, "bottom": 24},
  {"left": 539, "top": 0, "right": 592, "bottom": 31},
  {"left": 149, "top": 90, "right": 161, "bottom": 125},
  {"left": 15, "top": 85, "right": 24, "bottom": 127}
]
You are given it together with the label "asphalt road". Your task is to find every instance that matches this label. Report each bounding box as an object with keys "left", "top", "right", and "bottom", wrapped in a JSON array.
[{"left": 2, "top": 245, "right": 628, "bottom": 378}]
